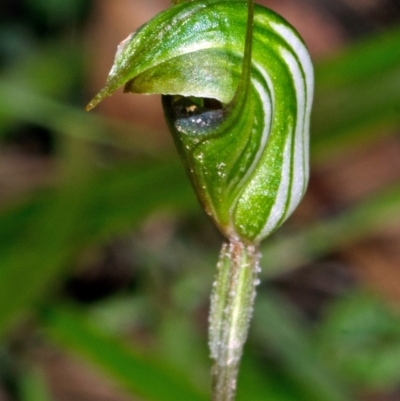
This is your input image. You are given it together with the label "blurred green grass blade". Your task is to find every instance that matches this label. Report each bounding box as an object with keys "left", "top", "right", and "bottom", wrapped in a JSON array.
[
  {"left": 315, "top": 26, "right": 400, "bottom": 89},
  {"left": 5, "top": 43, "right": 82, "bottom": 99},
  {"left": 0, "top": 170, "right": 91, "bottom": 338},
  {"left": 0, "top": 160, "right": 195, "bottom": 339},
  {"left": 253, "top": 293, "right": 353, "bottom": 401},
  {"left": 261, "top": 183, "right": 400, "bottom": 277},
  {"left": 77, "top": 161, "right": 195, "bottom": 242},
  {"left": 42, "top": 306, "right": 207, "bottom": 401},
  {"left": 158, "top": 309, "right": 210, "bottom": 387},
  {"left": 19, "top": 367, "right": 54, "bottom": 401},
  {"left": 0, "top": 43, "right": 81, "bottom": 134},
  {"left": 236, "top": 354, "right": 299, "bottom": 401},
  {"left": 0, "top": 81, "right": 162, "bottom": 155},
  {"left": 316, "top": 290, "right": 400, "bottom": 391},
  {"left": 312, "top": 26, "right": 400, "bottom": 162},
  {"left": 0, "top": 160, "right": 194, "bottom": 258},
  {"left": 0, "top": 80, "right": 108, "bottom": 142},
  {"left": 312, "top": 68, "right": 400, "bottom": 161},
  {"left": 0, "top": 83, "right": 165, "bottom": 159}
]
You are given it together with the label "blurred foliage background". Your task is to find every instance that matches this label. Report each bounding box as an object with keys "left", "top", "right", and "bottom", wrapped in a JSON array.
[{"left": 0, "top": 0, "right": 400, "bottom": 400}]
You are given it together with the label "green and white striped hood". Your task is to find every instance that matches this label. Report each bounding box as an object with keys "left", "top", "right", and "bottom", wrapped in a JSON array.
[{"left": 87, "top": 0, "right": 314, "bottom": 244}]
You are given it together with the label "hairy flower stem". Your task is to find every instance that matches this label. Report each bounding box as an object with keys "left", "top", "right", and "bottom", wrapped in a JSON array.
[{"left": 209, "top": 241, "right": 260, "bottom": 401}]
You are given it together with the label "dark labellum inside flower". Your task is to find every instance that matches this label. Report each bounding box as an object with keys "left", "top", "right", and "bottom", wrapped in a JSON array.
[{"left": 162, "top": 95, "right": 225, "bottom": 135}]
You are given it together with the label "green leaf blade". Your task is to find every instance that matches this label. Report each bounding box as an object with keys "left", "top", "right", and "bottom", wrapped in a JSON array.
[{"left": 43, "top": 306, "right": 208, "bottom": 401}]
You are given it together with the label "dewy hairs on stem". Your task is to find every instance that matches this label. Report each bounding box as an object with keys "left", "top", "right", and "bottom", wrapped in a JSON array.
[{"left": 86, "top": 1, "right": 314, "bottom": 400}]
